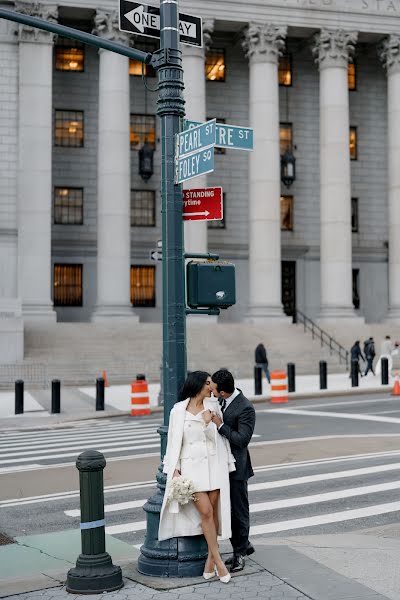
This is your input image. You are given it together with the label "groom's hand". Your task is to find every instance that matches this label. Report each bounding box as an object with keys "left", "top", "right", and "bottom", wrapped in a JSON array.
[{"left": 211, "top": 413, "right": 222, "bottom": 427}]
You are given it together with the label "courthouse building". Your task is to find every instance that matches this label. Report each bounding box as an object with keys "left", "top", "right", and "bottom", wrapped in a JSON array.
[{"left": 1, "top": 0, "right": 400, "bottom": 359}]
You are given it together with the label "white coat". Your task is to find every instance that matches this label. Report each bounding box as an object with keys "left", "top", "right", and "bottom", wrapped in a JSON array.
[{"left": 158, "top": 397, "right": 235, "bottom": 542}]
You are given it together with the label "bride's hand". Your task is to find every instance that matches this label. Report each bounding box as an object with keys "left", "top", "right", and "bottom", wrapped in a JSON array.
[
  {"left": 173, "top": 469, "right": 181, "bottom": 479},
  {"left": 203, "top": 409, "right": 213, "bottom": 424}
]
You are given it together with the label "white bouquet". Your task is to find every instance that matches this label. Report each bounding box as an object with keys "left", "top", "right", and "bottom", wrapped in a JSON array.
[{"left": 168, "top": 476, "right": 197, "bottom": 507}]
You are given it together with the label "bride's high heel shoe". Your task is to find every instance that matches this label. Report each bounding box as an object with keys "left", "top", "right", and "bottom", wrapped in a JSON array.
[
  {"left": 215, "top": 566, "right": 231, "bottom": 584},
  {"left": 203, "top": 565, "right": 216, "bottom": 580}
]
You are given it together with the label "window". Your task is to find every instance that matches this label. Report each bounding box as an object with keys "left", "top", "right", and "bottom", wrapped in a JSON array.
[
  {"left": 348, "top": 62, "right": 356, "bottom": 91},
  {"left": 280, "top": 123, "right": 293, "bottom": 156},
  {"left": 350, "top": 126, "right": 357, "bottom": 160},
  {"left": 55, "top": 44, "right": 84, "bottom": 71},
  {"left": 281, "top": 195, "right": 294, "bottom": 231},
  {"left": 351, "top": 197, "right": 359, "bottom": 233},
  {"left": 352, "top": 268, "right": 360, "bottom": 310},
  {"left": 205, "top": 48, "right": 225, "bottom": 81},
  {"left": 279, "top": 54, "right": 292, "bottom": 86},
  {"left": 131, "top": 190, "right": 156, "bottom": 226},
  {"left": 53, "top": 264, "right": 83, "bottom": 306},
  {"left": 129, "top": 42, "right": 156, "bottom": 77},
  {"left": 208, "top": 193, "right": 226, "bottom": 229},
  {"left": 207, "top": 117, "right": 226, "bottom": 155},
  {"left": 55, "top": 110, "right": 84, "bottom": 147},
  {"left": 131, "top": 265, "right": 156, "bottom": 307},
  {"left": 54, "top": 187, "right": 83, "bottom": 225},
  {"left": 130, "top": 114, "right": 156, "bottom": 150}
]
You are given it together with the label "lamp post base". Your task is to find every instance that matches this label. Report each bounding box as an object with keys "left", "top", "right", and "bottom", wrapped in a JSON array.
[{"left": 66, "top": 552, "right": 123, "bottom": 594}]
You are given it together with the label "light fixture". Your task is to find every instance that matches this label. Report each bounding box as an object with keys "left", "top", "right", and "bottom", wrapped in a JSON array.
[
  {"left": 139, "top": 142, "right": 154, "bottom": 182},
  {"left": 280, "top": 85, "right": 296, "bottom": 187}
]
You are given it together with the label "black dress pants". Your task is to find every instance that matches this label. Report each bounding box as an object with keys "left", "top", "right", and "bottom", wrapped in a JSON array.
[{"left": 229, "top": 478, "right": 249, "bottom": 556}]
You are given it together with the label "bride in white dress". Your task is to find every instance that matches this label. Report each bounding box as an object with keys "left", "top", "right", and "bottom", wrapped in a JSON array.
[{"left": 158, "top": 371, "right": 235, "bottom": 583}]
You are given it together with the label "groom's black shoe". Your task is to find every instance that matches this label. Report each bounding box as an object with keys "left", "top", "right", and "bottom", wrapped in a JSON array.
[
  {"left": 225, "top": 542, "right": 255, "bottom": 566},
  {"left": 229, "top": 555, "right": 245, "bottom": 573}
]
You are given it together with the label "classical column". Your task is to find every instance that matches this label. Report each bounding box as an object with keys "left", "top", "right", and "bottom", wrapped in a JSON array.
[
  {"left": 379, "top": 36, "right": 400, "bottom": 322},
  {"left": 313, "top": 29, "right": 359, "bottom": 321},
  {"left": 242, "top": 23, "right": 287, "bottom": 321},
  {"left": 92, "top": 11, "right": 137, "bottom": 321},
  {"left": 182, "top": 20, "right": 214, "bottom": 255},
  {"left": 17, "top": 1, "right": 57, "bottom": 321},
  {"left": 0, "top": 11, "right": 23, "bottom": 360}
]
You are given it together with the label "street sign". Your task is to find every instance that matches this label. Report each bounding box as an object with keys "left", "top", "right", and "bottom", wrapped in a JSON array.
[
  {"left": 184, "top": 120, "right": 253, "bottom": 151},
  {"left": 175, "top": 148, "right": 214, "bottom": 184},
  {"left": 150, "top": 250, "right": 162, "bottom": 261},
  {"left": 183, "top": 187, "right": 223, "bottom": 221},
  {"left": 119, "top": 1, "right": 203, "bottom": 47},
  {"left": 176, "top": 119, "right": 216, "bottom": 159}
]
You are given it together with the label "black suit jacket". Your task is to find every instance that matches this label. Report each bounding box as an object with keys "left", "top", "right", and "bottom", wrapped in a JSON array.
[{"left": 218, "top": 391, "right": 256, "bottom": 481}]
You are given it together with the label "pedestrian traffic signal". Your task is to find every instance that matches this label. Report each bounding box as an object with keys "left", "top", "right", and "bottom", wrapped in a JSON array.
[{"left": 186, "top": 260, "right": 236, "bottom": 309}]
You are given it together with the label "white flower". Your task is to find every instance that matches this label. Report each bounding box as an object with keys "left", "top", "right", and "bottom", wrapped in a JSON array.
[{"left": 168, "top": 476, "right": 197, "bottom": 505}]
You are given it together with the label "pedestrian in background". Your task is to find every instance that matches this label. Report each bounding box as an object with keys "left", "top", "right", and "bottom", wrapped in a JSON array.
[
  {"left": 391, "top": 342, "right": 400, "bottom": 378},
  {"left": 377, "top": 335, "right": 393, "bottom": 375},
  {"left": 364, "top": 337, "right": 376, "bottom": 376},
  {"left": 350, "top": 340, "right": 365, "bottom": 377},
  {"left": 255, "top": 343, "right": 270, "bottom": 383}
]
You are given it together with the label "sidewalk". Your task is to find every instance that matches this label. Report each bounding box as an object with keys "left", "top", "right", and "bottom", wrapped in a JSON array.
[{"left": 0, "top": 372, "right": 394, "bottom": 428}]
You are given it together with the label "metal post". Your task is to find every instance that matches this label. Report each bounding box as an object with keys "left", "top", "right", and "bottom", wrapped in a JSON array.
[
  {"left": 351, "top": 360, "right": 359, "bottom": 387},
  {"left": 287, "top": 363, "right": 296, "bottom": 393},
  {"left": 254, "top": 366, "right": 262, "bottom": 395},
  {"left": 138, "top": 0, "right": 207, "bottom": 578},
  {"left": 96, "top": 378, "right": 105, "bottom": 411},
  {"left": 319, "top": 360, "right": 327, "bottom": 390},
  {"left": 66, "top": 450, "right": 123, "bottom": 593},
  {"left": 381, "top": 357, "right": 389, "bottom": 385},
  {"left": 51, "top": 379, "right": 61, "bottom": 414},
  {"left": 15, "top": 380, "right": 24, "bottom": 414}
]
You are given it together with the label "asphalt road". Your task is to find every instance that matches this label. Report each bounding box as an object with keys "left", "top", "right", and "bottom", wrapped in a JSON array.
[{"left": 2, "top": 392, "right": 400, "bottom": 546}]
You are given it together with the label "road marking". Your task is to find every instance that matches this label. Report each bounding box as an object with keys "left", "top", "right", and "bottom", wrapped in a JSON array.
[
  {"left": 249, "top": 500, "right": 400, "bottom": 535},
  {"left": 269, "top": 408, "right": 400, "bottom": 425},
  {"left": 269, "top": 398, "right": 400, "bottom": 411},
  {"left": 65, "top": 499, "right": 147, "bottom": 517},
  {"left": 106, "top": 520, "right": 147, "bottom": 534},
  {"left": 370, "top": 410, "right": 400, "bottom": 415},
  {"left": 0, "top": 423, "right": 161, "bottom": 443}
]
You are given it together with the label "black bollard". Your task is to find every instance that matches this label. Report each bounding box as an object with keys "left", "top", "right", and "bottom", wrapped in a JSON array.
[
  {"left": 15, "top": 380, "right": 24, "bottom": 415},
  {"left": 319, "top": 361, "right": 327, "bottom": 390},
  {"left": 51, "top": 379, "right": 61, "bottom": 414},
  {"left": 254, "top": 366, "right": 262, "bottom": 395},
  {"left": 96, "top": 377, "right": 105, "bottom": 411},
  {"left": 381, "top": 357, "right": 389, "bottom": 385},
  {"left": 66, "top": 450, "right": 123, "bottom": 593},
  {"left": 287, "top": 363, "right": 296, "bottom": 392},
  {"left": 351, "top": 360, "right": 359, "bottom": 387}
]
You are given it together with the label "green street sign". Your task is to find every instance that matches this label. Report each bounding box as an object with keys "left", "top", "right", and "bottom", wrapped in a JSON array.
[
  {"left": 175, "top": 147, "right": 214, "bottom": 184},
  {"left": 184, "top": 120, "right": 253, "bottom": 151},
  {"left": 176, "top": 119, "right": 216, "bottom": 158}
]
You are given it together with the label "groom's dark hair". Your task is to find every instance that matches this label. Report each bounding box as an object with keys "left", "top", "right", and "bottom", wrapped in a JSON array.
[{"left": 212, "top": 369, "right": 235, "bottom": 394}]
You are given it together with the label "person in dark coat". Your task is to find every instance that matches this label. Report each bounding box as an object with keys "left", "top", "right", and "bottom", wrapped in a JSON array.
[
  {"left": 255, "top": 343, "right": 271, "bottom": 383},
  {"left": 350, "top": 340, "right": 365, "bottom": 377},
  {"left": 210, "top": 369, "right": 256, "bottom": 573},
  {"left": 364, "top": 337, "right": 376, "bottom": 376}
]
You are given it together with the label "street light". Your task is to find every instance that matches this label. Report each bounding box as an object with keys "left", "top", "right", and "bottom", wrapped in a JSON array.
[
  {"left": 281, "top": 148, "right": 296, "bottom": 187},
  {"left": 139, "top": 141, "right": 154, "bottom": 181}
]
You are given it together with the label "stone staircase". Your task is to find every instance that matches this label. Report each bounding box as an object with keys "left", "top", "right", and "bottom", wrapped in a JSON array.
[{"left": 1, "top": 320, "right": 350, "bottom": 387}]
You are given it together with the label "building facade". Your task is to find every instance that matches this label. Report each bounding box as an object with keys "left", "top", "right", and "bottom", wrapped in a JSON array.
[{"left": 1, "top": 0, "right": 400, "bottom": 359}]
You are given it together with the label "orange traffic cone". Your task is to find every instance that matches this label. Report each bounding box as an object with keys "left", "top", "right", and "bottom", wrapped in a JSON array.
[
  {"left": 392, "top": 373, "right": 400, "bottom": 396},
  {"left": 102, "top": 370, "right": 109, "bottom": 388}
]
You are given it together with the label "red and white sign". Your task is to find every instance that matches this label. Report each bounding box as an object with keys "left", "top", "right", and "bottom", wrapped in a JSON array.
[{"left": 182, "top": 187, "right": 223, "bottom": 221}]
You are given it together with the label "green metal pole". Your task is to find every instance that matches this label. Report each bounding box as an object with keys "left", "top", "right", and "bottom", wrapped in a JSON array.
[{"left": 137, "top": 0, "right": 207, "bottom": 577}]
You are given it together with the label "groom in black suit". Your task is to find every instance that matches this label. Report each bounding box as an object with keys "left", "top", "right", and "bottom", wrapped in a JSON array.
[{"left": 210, "top": 369, "right": 256, "bottom": 572}]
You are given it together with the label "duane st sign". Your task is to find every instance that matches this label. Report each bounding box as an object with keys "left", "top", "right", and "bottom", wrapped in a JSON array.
[{"left": 119, "top": 0, "right": 202, "bottom": 47}]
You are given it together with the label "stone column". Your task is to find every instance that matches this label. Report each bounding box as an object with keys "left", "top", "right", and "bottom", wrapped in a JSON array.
[
  {"left": 242, "top": 23, "right": 287, "bottom": 321},
  {"left": 182, "top": 20, "right": 214, "bottom": 255},
  {"left": 17, "top": 1, "right": 57, "bottom": 321},
  {"left": 379, "top": 35, "right": 400, "bottom": 322},
  {"left": 92, "top": 11, "right": 137, "bottom": 321},
  {"left": 0, "top": 12, "right": 23, "bottom": 360},
  {"left": 312, "top": 29, "right": 359, "bottom": 321}
]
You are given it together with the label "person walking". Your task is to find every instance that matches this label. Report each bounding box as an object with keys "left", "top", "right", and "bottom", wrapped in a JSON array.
[
  {"left": 391, "top": 342, "right": 400, "bottom": 378},
  {"left": 364, "top": 337, "right": 376, "bottom": 376},
  {"left": 377, "top": 335, "right": 394, "bottom": 375},
  {"left": 350, "top": 340, "right": 365, "bottom": 377},
  {"left": 255, "top": 343, "right": 271, "bottom": 383},
  {"left": 210, "top": 369, "right": 256, "bottom": 573},
  {"left": 158, "top": 371, "right": 235, "bottom": 584}
]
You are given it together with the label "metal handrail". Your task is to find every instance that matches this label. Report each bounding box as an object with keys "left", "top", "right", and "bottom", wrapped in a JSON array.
[{"left": 295, "top": 309, "right": 349, "bottom": 368}]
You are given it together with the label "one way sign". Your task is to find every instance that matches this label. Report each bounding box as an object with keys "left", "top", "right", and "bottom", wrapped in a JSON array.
[{"left": 119, "top": 1, "right": 203, "bottom": 47}]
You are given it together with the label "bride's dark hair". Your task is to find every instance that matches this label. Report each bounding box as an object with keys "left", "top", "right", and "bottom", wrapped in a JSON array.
[{"left": 179, "top": 371, "right": 210, "bottom": 401}]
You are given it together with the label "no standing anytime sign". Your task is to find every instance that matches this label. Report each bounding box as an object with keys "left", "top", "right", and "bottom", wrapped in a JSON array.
[{"left": 182, "top": 187, "right": 223, "bottom": 222}]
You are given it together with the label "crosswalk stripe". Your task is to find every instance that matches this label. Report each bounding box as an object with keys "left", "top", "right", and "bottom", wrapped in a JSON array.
[
  {"left": 106, "top": 520, "right": 147, "bottom": 535},
  {"left": 65, "top": 499, "right": 147, "bottom": 517},
  {"left": 249, "top": 500, "right": 400, "bottom": 535},
  {"left": 249, "top": 462, "right": 400, "bottom": 492},
  {"left": 270, "top": 407, "right": 400, "bottom": 425},
  {"left": 0, "top": 443, "right": 160, "bottom": 465},
  {"left": 0, "top": 423, "right": 161, "bottom": 443}
]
